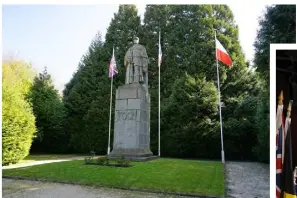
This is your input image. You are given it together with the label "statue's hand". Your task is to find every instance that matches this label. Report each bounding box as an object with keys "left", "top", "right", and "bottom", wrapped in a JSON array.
[{"left": 143, "top": 67, "right": 148, "bottom": 73}]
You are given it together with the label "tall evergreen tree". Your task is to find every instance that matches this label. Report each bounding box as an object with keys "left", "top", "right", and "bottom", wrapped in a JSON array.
[
  {"left": 29, "top": 67, "right": 67, "bottom": 153},
  {"left": 63, "top": 5, "right": 141, "bottom": 153},
  {"left": 63, "top": 33, "right": 106, "bottom": 152},
  {"left": 162, "top": 74, "right": 220, "bottom": 158}
]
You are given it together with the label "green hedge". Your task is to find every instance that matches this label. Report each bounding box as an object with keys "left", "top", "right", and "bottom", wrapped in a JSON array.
[{"left": 2, "top": 61, "right": 36, "bottom": 165}]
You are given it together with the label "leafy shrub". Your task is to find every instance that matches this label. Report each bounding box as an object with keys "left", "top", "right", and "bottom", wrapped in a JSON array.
[
  {"left": 95, "top": 156, "right": 109, "bottom": 165},
  {"left": 116, "top": 155, "right": 130, "bottom": 166},
  {"left": 116, "top": 155, "right": 125, "bottom": 165},
  {"left": 97, "top": 157, "right": 105, "bottom": 165},
  {"left": 84, "top": 156, "right": 93, "bottom": 164},
  {"left": 104, "top": 155, "right": 110, "bottom": 165},
  {"left": 2, "top": 61, "right": 36, "bottom": 165},
  {"left": 123, "top": 158, "right": 130, "bottom": 166}
]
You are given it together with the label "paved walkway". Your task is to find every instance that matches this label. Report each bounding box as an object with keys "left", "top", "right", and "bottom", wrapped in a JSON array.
[
  {"left": 2, "top": 179, "right": 188, "bottom": 198},
  {"left": 225, "top": 161, "right": 270, "bottom": 198},
  {"left": 2, "top": 156, "right": 85, "bottom": 170}
]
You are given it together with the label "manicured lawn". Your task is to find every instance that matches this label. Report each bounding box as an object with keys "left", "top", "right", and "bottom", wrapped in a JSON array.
[{"left": 3, "top": 158, "right": 224, "bottom": 197}]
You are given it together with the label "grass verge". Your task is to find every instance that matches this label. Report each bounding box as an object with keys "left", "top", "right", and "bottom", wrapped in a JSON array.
[{"left": 3, "top": 158, "right": 224, "bottom": 197}]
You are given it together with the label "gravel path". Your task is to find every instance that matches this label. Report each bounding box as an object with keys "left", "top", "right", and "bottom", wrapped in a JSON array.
[
  {"left": 2, "top": 179, "right": 190, "bottom": 198},
  {"left": 225, "top": 161, "right": 270, "bottom": 198}
]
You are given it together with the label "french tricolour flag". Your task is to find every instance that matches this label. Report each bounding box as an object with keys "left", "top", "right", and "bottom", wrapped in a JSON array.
[
  {"left": 215, "top": 38, "right": 232, "bottom": 67},
  {"left": 158, "top": 31, "right": 162, "bottom": 67}
]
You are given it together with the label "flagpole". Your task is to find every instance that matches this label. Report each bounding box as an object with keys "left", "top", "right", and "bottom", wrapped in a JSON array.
[
  {"left": 107, "top": 76, "right": 113, "bottom": 155},
  {"left": 214, "top": 30, "right": 225, "bottom": 164},
  {"left": 158, "top": 30, "right": 161, "bottom": 157},
  {"left": 107, "top": 47, "right": 114, "bottom": 155}
]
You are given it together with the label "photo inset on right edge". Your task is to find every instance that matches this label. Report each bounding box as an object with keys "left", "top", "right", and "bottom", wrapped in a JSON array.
[{"left": 276, "top": 50, "right": 297, "bottom": 198}]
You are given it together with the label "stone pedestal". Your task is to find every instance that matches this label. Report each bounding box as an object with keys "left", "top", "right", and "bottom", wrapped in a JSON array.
[{"left": 109, "top": 83, "right": 155, "bottom": 161}]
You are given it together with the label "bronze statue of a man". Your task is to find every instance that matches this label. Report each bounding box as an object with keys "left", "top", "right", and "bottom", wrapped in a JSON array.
[{"left": 124, "top": 37, "right": 149, "bottom": 88}]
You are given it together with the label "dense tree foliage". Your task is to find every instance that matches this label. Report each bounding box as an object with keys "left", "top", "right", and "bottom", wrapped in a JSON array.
[
  {"left": 254, "top": 5, "right": 296, "bottom": 81},
  {"left": 29, "top": 67, "right": 67, "bottom": 153},
  {"left": 2, "top": 61, "right": 36, "bottom": 165},
  {"left": 253, "top": 89, "right": 270, "bottom": 162},
  {"left": 142, "top": 5, "right": 262, "bottom": 160},
  {"left": 252, "top": 5, "right": 295, "bottom": 162}
]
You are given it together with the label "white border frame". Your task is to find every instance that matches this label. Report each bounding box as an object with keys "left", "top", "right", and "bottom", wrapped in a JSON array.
[
  {"left": 270, "top": 44, "right": 297, "bottom": 198},
  {"left": 0, "top": 0, "right": 296, "bottom": 4},
  {"left": 1, "top": 3, "right": 297, "bottom": 198}
]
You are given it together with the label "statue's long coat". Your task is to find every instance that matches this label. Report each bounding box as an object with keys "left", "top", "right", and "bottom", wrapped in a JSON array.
[{"left": 124, "top": 44, "right": 149, "bottom": 85}]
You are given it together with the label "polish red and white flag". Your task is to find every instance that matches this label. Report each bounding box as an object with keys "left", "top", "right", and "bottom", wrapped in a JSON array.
[{"left": 216, "top": 39, "right": 232, "bottom": 67}]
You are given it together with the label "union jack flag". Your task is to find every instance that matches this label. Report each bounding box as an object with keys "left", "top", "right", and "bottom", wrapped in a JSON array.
[
  {"left": 276, "top": 103, "right": 285, "bottom": 198},
  {"left": 108, "top": 47, "right": 118, "bottom": 78}
]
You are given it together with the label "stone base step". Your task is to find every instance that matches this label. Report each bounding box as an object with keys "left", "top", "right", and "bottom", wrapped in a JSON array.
[{"left": 108, "top": 155, "right": 159, "bottom": 162}]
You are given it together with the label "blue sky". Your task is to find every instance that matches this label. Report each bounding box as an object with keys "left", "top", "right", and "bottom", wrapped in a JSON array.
[{"left": 2, "top": 4, "right": 268, "bottom": 92}]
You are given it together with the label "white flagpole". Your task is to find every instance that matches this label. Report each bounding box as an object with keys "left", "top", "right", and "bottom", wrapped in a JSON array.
[
  {"left": 214, "top": 31, "right": 225, "bottom": 164},
  {"left": 158, "top": 30, "right": 161, "bottom": 157},
  {"left": 107, "top": 47, "right": 114, "bottom": 155}
]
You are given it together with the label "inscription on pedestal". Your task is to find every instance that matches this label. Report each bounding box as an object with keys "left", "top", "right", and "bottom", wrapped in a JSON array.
[
  {"left": 116, "top": 110, "right": 137, "bottom": 122},
  {"left": 110, "top": 83, "right": 153, "bottom": 160}
]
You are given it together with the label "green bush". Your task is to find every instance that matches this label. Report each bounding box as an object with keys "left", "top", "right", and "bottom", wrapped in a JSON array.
[
  {"left": 116, "top": 155, "right": 130, "bottom": 166},
  {"left": 84, "top": 156, "right": 93, "bottom": 164},
  {"left": 123, "top": 158, "right": 130, "bottom": 166},
  {"left": 2, "top": 61, "right": 36, "bottom": 165},
  {"left": 97, "top": 157, "right": 105, "bottom": 165},
  {"left": 104, "top": 156, "right": 110, "bottom": 165},
  {"left": 116, "top": 155, "right": 124, "bottom": 165},
  {"left": 95, "top": 156, "right": 109, "bottom": 165}
]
